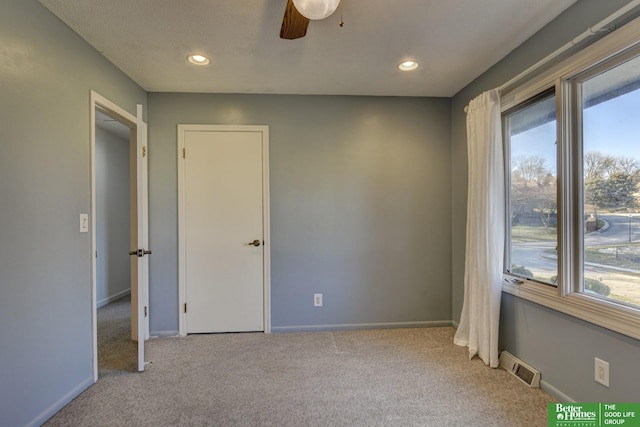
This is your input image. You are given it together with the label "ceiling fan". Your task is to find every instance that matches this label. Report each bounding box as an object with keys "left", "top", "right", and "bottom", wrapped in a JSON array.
[{"left": 280, "top": 0, "right": 341, "bottom": 40}]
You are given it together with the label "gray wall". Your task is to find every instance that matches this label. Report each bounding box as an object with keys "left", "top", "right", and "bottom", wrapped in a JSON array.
[
  {"left": 96, "top": 127, "right": 131, "bottom": 306},
  {"left": 0, "top": 1, "right": 147, "bottom": 426},
  {"left": 451, "top": 0, "right": 640, "bottom": 401},
  {"left": 148, "top": 93, "right": 452, "bottom": 335}
]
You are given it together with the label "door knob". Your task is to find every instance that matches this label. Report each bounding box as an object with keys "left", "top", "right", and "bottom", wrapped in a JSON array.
[{"left": 248, "top": 240, "right": 261, "bottom": 247}]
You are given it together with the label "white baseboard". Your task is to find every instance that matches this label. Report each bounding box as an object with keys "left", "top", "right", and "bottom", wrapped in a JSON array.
[
  {"left": 27, "top": 376, "right": 93, "bottom": 427},
  {"left": 97, "top": 288, "right": 131, "bottom": 309},
  {"left": 540, "top": 380, "right": 575, "bottom": 403},
  {"left": 271, "top": 320, "right": 454, "bottom": 333},
  {"left": 152, "top": 321, "right": 455, "bottom": 337},
  {"left": 150, "top": 330, "right": 180, "bottom": 338}
]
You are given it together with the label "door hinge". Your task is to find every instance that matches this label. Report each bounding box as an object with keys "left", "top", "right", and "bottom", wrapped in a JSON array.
[
  {"left": 184, "top": 302, "right": 187, "bottom": 313},
  {"left": 142, "top": 146, "right": 147, "bottom": 157},
  {"left": 144, "top": 306, "right": 148, "bottom": 317},
  {"left": 182, "top": 148, "right": 186, "bottom": 158},
  {"left": 129, "top": 248, "right": 152, "bottom": 257}
]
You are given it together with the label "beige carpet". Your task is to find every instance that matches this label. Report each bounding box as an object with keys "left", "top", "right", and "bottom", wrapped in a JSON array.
[
  {"left": 96, "top": 295, "right": 136, "bottom": 377},
  {"left": 45, "top": 326, "right": 554, "bottom": 426}
]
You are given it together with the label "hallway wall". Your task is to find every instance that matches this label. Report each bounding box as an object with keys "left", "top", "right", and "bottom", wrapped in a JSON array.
[{"left": 96, "top": 127, "right": 131, "bottom": 307}]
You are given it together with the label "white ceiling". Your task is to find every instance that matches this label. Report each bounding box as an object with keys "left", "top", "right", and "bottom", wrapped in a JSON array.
[{"left": 40, "top": 0, "right": 577, "bottom": 97}]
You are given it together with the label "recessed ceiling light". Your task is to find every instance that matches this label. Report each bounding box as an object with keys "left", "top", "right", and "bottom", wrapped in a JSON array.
[
  {"left": 187, "top": 54, "right": 210, "bottom": 66},
  {"left": 398, "top": 61, "right": 419, "bottom": 71}
]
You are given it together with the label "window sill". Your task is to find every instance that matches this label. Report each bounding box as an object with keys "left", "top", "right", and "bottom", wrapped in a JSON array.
[{"left": 502, "top": 277, "right": 640, "bottom": 341}]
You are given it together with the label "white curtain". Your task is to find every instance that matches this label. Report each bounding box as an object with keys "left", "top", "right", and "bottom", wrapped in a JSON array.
[{"left": 453, "top": 89, "right": 504, "bottom": 368}]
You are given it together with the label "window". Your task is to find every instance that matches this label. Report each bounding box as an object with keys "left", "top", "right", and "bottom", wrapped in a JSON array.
[
  {"left": 504, "top": 91, "right": 558, "bottom": 285},
  {"left": 576, "top": 53, "right": 640, "bottom": 307},
  {"left": 501, "top": 17, "right": 640, "bottom": 340}
]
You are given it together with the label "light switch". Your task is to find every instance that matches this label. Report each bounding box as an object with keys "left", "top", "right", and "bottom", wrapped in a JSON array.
[{"left": 80, "top": 214, "right": 89, "bottom": 233}]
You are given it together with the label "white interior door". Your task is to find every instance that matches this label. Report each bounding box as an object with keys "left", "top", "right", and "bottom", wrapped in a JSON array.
[
  {"left": 179, "top": 126, "right": 269, "bottom": 334},
  {"left": 134, "top": 104, "right": 149, "bottom": 371},
  {"left": 91, "top": 93, "right": 150, "bottom": 380}
]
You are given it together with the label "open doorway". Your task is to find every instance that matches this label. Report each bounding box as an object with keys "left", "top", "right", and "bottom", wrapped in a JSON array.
[
  {"left": 95, "top": 109, "right": 136, "bottom": 375},
  {"left": 90, "top": 92, "right": 149, "bottom": 381}
]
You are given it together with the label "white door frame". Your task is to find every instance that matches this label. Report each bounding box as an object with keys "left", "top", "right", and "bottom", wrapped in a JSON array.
[
  {"left": 90, "top": 91, "right": 149, "bottom": 380},
  {"left": 177, "top": 124, "right": 271, "bottom": 336}
]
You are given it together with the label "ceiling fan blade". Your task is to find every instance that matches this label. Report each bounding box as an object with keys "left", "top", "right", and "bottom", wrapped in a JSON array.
[{"left": 280, "top": 0, "right": 309, "bottom": 40}]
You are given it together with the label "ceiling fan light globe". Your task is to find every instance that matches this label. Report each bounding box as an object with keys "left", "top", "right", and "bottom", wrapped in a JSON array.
[{"left": 292, "top": 0, "right": 341, "bottom": 20}]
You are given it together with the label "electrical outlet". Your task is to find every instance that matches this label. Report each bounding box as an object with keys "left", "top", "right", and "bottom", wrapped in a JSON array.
[
  {"left": 79, "top": 213, "right": 89, "bottom": 233},
  {"left": 314, "top": 293, "right": 323, "bottom": 307},
  {"left": 595, "top": 357, "right": 610, "bottom": 387}
]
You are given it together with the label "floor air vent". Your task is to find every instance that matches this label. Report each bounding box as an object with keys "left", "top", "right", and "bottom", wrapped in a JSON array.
[{"left": 499, "top": 351, "right": 540, "bottom": 388}]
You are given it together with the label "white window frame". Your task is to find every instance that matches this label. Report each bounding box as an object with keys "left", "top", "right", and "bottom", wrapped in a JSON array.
[{"left": 501, "top": 16, "right": 640, "bottom": 341}]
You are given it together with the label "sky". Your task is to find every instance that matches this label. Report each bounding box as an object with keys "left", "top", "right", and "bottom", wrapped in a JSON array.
[{"left": 511, "top": 87, "right": 640, "bottom": 171}]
